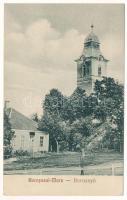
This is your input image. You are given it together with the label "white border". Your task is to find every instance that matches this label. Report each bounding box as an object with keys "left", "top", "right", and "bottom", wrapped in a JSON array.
[
  {"left": 0, "top": 0, "right": 126, "bottom": 200},
  {"left": 2, "top": 0, "right": 126, "bottom": 3},
  {"left": 0, "top": 0, "right": 4, "bottom": 199}
]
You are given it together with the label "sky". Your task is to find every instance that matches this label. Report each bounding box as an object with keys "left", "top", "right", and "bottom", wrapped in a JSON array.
[{"left": 4, "top": 4, "right": 125, "bottom": 117}]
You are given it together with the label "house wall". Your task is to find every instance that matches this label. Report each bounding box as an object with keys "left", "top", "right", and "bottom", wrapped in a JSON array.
[{"left": 12, "top": 129, "right": 49, "bottom": 153}]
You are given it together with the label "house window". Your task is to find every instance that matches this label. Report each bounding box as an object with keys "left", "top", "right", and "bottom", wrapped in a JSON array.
[
  {"left": 98, "top": 66, "right": 101, "bottom": 76},
  {"left": 29, "top": 132, "right": 35, "bottom": 139},
  {"left": 40, "top": 136, "right": 44, "bottom": 147}
]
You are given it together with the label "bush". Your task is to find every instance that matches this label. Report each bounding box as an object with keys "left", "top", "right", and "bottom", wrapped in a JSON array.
[
  {"left": 14, "top": 150, "right": 30, "bottom": 157},
  {"left": 4, "top": 145, "right": 13, "bottom": 159}
]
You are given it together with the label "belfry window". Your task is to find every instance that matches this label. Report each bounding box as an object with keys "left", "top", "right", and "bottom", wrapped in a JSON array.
[
  {"left": 83, "top": 66, "right": 86, "bottom": 76},
  {"left": 98, "top": 66, "right": 101, "bottom": 76},
  {"left": 86, "top": 66, "right": 89, "bottom": 75},
  {"left": 83, "top": 65, "right": 89, "bottom": 77}
]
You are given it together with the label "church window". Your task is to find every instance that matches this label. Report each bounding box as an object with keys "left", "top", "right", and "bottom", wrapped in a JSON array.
[
  {"left": 98, "top": 66, "right": 101, "bottom": 76},
  {"left": 40, "top": 136, "right": 44, "bottom": 147}
]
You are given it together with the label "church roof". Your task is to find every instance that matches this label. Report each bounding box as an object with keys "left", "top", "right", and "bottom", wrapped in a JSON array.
[
  {"left": 85, "top": 31, "right": 100, "bottom": 44},
  {"left": 75, "top": 25, "right": 109, "bottom": 62},
  {"left": 82, "top": 47, "right": 102, "bottom": 58},
  {"left": 6, "top": 108, "right": 39, "bottom": 131}
]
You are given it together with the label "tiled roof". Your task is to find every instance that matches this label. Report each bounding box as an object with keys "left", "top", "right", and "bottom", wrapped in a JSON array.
[{"left": 6, "top": 108, "right": 38, "bottom": 131}]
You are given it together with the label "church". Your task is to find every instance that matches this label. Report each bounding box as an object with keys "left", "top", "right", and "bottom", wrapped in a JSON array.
[{"left": 75, "top": 25, "right": 109, "bottom": 95}]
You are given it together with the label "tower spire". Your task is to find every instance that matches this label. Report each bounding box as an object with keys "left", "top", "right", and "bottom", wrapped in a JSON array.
[{"left": 76, "top": 25, "right": 108, "bottom": 95}]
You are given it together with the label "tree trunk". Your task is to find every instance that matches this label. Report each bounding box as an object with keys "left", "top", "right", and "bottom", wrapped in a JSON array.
[
  {"left": 81, "top": 148, "right": 85, "bottom": 156},
  {"left": 119, "top": 142, "right": 123, "bottom": 153},
  {"left": 55, "top": 139, "right": 59, "bottom": 153}
]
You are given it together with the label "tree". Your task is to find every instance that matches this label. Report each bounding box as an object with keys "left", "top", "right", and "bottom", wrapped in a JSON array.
[
  {"left": 60, "top": 96, "right": 75, "bottom": 122},
  {"left": 68, "top": 118, "right": 91, "bottom": 151},
  {"left": 62, "top": 87, "right": 90, "bottom": 122},
  {"left": 40, "top": 88, "right": 68, "bottom": 152},
  {"left": 70, "top": 87, "right": 87, "bottom": 119},
  {"left": 4, "top": 111, "right": 14, "bottom": 158},
  {"left": 39, "top": 113, "right": 65, "bottom": 152},
  {"left": 94, "top": 77, "right": 124, "bottom": 152},
  {"left": 93, "top": 104, "right": 107, "bottom": 122},
  {"left": 94, "top": 77, "right": 123, "bottom": 104},
  {"left": 31, "top": 112, "right": 39, "bottom": 122},
  {"left": 39, "top": 77, "right": 124, "bottom": 153},
  {"left": 43, "top": 88, "right": 64, "bottom": 117},
  {"left": 110, "top": 102, "right": 124, "bottom": 152}
]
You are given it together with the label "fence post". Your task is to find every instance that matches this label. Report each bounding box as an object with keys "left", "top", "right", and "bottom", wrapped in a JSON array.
[{"left": 80, "top": 148, "right": 85, "bottom": 175}]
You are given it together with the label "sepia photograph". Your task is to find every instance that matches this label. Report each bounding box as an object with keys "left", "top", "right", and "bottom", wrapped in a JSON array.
[{"left": 3, "top": 3, "right": 125, "bottom": 195}]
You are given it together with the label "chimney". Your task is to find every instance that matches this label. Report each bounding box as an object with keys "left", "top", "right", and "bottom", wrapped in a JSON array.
[{"left": 4, "top": 100, "right": 10, "bottom": 110}]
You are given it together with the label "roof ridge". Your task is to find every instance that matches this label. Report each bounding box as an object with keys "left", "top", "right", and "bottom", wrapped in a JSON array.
[{"left": 11, "top": 108, "right": 37, "bottom": 124}]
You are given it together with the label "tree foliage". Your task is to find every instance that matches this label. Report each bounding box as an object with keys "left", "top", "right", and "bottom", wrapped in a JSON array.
[
  {"left": 4, "top": 111, "right": 14, "bottom": 158},
  {"left": 31, "top": 112, "right": 39, "bottom": 122},
  {"left": 94, "top": 77, "right": 124, "bottom": 152},
  {"left": 39, "top": 77, "right": 124, "bottom": 153}
]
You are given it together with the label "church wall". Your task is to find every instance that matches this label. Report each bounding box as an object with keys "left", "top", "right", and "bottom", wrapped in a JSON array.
[
  {"left": 77, "top": 58, "right": 107, "bottom": 94},
  {"left": 77, "top": 79, "right": 92, "bottom": 95},
  {"left": 92, "top": 59, "right": 107, "bottom": 78},
  {"left": 91, "top": 59, "right": 107, "bottom": 92}
]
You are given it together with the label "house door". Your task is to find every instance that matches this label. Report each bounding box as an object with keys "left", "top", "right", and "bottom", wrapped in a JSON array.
[{"left": 29, "top": 132, "right": 35, "bottom": 155}]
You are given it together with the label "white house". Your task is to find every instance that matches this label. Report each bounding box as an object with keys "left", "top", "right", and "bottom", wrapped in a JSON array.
[{"left": 5, "top": 106, "right": 49, "bottom": 154}]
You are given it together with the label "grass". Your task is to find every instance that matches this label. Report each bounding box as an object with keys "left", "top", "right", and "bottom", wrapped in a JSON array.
[{"left": 4, "top": 151, "right": 123, "bottom": 171}]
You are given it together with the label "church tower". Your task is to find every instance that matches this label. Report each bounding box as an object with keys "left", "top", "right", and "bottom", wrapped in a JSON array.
[{"left": 75, "top": 25, "right": 109, "bottom": 95}]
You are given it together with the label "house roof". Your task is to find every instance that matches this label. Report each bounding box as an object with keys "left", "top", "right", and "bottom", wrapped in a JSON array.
[{"left": 6, "top": 108, "right": 39, "bottom": 131}]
